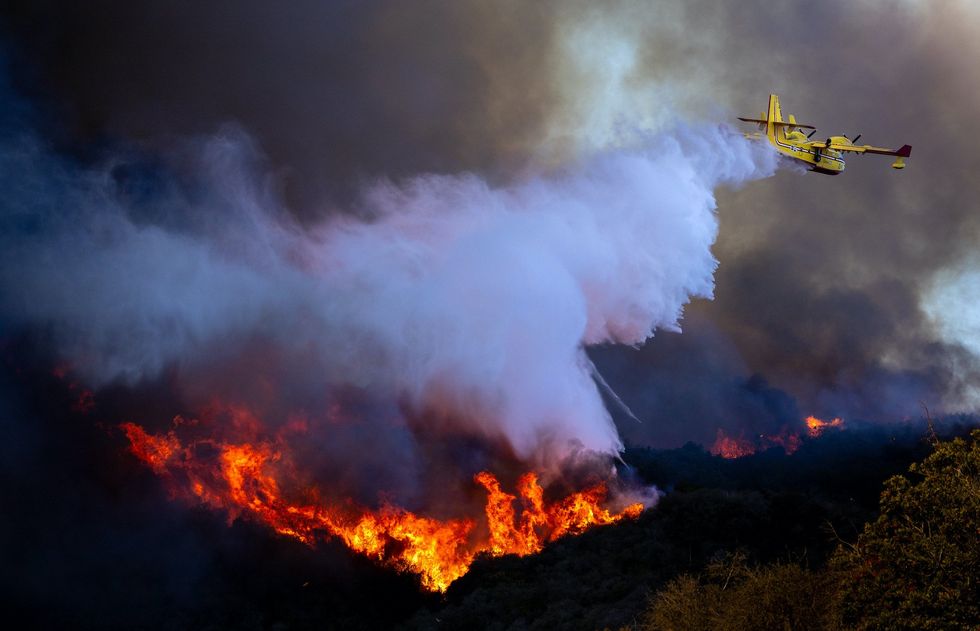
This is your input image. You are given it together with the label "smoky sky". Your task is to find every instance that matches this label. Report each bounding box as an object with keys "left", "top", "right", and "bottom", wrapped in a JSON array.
[
  {"left": 2, "top": 0, "right": 980, "bottom": 450},
  {"left": 0, "top": 0, "right": 561, "bottom": 210}
]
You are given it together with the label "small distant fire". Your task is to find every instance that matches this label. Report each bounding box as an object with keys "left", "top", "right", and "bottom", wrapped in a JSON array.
[
  {"left": 805, "top": 415, "right": 844, "bottom": 438},
  {"left": 711, "top": 416, "right": 844, "bottom": 459},
  {"left": 121, "top": 405, "right": 643, "bottom": 592},
  {"left": 709, "top": 430, "right": 756, "bottom": 459}
]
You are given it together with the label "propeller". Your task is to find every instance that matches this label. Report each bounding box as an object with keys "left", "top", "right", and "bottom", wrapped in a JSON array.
[{"left": 815, "top": 138, "right": 833, "bottom": 163}]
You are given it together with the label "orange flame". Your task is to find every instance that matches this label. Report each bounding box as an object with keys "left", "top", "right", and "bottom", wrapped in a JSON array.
[
  {"left": 761, "top": 428, "right": 802, "bottom": 455},
  {"left": 474, "top": 471, "right": 642, "bottom": 557},
  {"left": 711, "top": 416, "right": 844, "bottom": 459},
  {"left": 710, "top": 429, "right": 756, "bottom": 459},
  {"left": 120, "top": 413, "right": 643, "bottom": 592},
  {"left": 805, "top": 415, "right": 844, "bottom": 438}
]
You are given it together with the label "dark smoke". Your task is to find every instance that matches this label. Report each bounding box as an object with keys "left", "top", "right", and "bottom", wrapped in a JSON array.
[
  {"left": 5, "top": 1, "right": 978, "bottom": 449},
  {"left": 0, "top": 0, "right": 561, "bottom": 212}
]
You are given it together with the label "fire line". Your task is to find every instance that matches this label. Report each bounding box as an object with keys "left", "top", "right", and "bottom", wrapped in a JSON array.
[
  {"left": 710, "top": 416, "right": 845, "bottom": 459},
  {"left": 121, "top": 417, "right": 643, "bottom": 592}
]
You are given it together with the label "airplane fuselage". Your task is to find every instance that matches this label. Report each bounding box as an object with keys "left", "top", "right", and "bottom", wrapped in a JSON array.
[
  {"left": 739, "top": 95, "right": 910, "bottom": 175},
  {"left": 770, "top": 132, "right": 847, "bottom": 175},
  {"left": 745, "top": 129, "right": 846, "bottom": 174}
]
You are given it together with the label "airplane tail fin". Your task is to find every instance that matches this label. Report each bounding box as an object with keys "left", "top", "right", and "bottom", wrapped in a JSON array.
[
  {"left": 767, "top": 94, "right": 783, "bottom": 141},
  {"left": 738, "top": 95, "right": 809, "bottom": 139},
  {"left": 767, "top": 94, "right": 782, "bottom": 122}
]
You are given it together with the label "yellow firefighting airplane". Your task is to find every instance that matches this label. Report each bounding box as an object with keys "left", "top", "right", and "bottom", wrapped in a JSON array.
[{"left": 739, "top": 94, "right": 911, "bottom": 175}]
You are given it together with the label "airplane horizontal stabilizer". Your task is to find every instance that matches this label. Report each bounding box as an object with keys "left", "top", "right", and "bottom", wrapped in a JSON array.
[
  {"left": 738, "top": 117, "right": 816, "bottom": 130},
  {"left": 770, "top": 121, "right": 816, "bottom": 130}
]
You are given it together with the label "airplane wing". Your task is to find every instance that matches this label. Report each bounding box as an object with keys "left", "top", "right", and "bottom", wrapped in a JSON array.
[
  {"left": 771, "top": 121, "right": 816, "bottom": 130},
  {"left": 861, "top": 144, "right": 912, "bottom": 157},
  {"left": 738, "top": 117, "right": 817, "bottom": 130},
  {"left": 811, "top": 142, "right": 912, "bottom": 157}
]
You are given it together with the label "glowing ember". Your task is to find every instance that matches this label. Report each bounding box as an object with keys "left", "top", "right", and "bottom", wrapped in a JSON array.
[
  {"left": 121, "top": 413, "right": 643, "bottom": 592},
  {"left": 805, "top": 415, "right": 844, "bottom": 438},
  {"left": 761, "top": 428, "right": 802, "bottom": 455},
  {"left": 50, "top": 364, "right": 96, "bottom": 414}
]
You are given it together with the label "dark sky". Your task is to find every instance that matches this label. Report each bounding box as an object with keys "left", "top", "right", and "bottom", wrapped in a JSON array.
[{"left": 2, "top": 0, "right": 979, "bottom": 448}]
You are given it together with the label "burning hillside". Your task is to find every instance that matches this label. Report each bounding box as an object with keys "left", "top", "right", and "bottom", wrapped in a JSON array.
[{"left": 120, "top": 407, "right": 643, "bottom": 592}]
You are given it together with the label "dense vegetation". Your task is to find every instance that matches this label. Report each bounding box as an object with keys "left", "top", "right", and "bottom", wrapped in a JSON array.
[
  {"left": 640, "top": 429, "right": 980, "bottom": 631},
  {"left": 404, "top": 424, "right": 978, "bottom": 630},
  {"left": 642, "top": 553, "right": 841, "bottom": 631},
  {"left": 833, "top": 428, "right": 980, "bottom": 629}
]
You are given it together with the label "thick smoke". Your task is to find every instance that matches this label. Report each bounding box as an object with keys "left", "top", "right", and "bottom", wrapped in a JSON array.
[
  {"left": 5, "top": 0, "right": 980, "bottom": 448},
  {"left": 0, "top": 97, "right": 776, "bottom": 471}
]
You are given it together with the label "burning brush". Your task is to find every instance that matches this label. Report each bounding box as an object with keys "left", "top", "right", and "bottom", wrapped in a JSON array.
[
  {"left": 710, "top": 415, "right": 845, "bottom": 459},
  {"left": 121, "top": 407, "right": 645, "bottom": 592}
]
